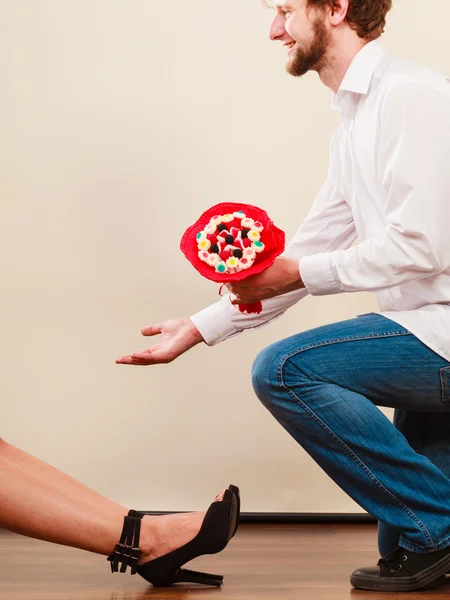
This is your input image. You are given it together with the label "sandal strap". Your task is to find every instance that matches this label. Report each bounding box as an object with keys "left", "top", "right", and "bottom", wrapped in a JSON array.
[{"left": 107, "top": 509, "right": 143, "bottom": 575}]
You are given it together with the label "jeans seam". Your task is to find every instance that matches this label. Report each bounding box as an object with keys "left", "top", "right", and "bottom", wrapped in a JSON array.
[
  {"left": 399, "top": 532, "right": 450, "bottom": 553},
  {"left": 440, "top": 366, "right": 450, "bottom": 406},
  {"left": 278, "top": 348, "right": 436, "bottom": 551},
  {"left": 279, "top": 330, "right": 412, "bottom": 364}
]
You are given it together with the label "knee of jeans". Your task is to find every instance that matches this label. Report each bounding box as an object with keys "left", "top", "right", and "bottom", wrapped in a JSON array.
[{"left": 251, "top": 344, "right": 284, "bottom": 406}]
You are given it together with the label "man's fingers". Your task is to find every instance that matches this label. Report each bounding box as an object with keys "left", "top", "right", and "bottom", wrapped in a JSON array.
[
  {"left": 115, "top": 355, "right": 149, "bottom": 365},
  {"left": 116, "top": 349, "right": 153, "bottom": 364},
  {"left": 131, "top": 349, "right": 153, "bottom": 360},
  {"left": 141, "top": 324, "right": 162, "bottom": 337},
  {"left": 116, "top": 348, "right": 171, "bottom": 366}
]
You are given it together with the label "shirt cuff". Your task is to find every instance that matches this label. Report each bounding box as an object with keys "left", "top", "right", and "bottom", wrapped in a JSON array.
[
  {"left": 190, "top": 297, "right": 239, "bottom": 346},
  {"left": 299, "top": 253, "right": 342, "bottom": 296}
]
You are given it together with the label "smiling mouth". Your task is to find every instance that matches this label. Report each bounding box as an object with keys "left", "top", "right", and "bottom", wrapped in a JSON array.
[{"left": 285, "top": 41, "right": 296, "bottom": 54}]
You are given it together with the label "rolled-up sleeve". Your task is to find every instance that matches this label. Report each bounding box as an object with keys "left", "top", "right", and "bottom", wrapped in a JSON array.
[{"left": 300, "top": 83, "right": 450, "bottom": 296}]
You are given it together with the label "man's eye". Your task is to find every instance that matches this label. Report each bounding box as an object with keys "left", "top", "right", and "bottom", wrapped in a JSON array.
[{"left": 283, "top": 10, "right": 293, "bottom": 18}]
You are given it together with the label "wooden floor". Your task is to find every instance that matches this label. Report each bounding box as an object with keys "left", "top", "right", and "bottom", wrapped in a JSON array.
[{"left": 1, "top": 524, "right": 450, "bottom": 600}]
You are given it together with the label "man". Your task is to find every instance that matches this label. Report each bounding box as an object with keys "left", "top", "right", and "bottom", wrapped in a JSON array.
[{"left": 117, "top": 0, "right": 450, "bottom": 592}]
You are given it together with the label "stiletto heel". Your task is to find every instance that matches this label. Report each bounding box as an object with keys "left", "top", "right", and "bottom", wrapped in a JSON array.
[
  {"left": 174, "top": 568, "right": 223, "bottom": 586},
  {"left": 107, "top": 485, "right": 239, "bottom": 587}
]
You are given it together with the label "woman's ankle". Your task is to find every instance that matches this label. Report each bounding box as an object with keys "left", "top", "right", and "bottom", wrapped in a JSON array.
[
  {"left": 138, "top": 516, "right": 158, "bottom": 563},
  {"left": 137, "top": 512, "right": 208, "bottom": 565}
]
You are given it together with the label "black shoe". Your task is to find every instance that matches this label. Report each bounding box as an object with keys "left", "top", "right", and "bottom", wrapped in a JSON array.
[
  {"left": 107, "top": 485, "right": 239, "bottom": 587},
  {"left": 351, "top": 545, "right": 450, "bottom": 592},
  {"left": 228, "top": 485, "right": 240, "bottom": 537}
]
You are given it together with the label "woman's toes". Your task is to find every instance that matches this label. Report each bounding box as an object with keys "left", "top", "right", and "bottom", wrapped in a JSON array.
[{"left": 214, "top": 489, "right": 225, "bottom": 502}]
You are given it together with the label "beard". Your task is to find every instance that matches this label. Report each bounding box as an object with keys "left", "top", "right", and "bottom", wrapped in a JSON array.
[{"left": 286, "top": 18, "right": 330, "bottom": 77}]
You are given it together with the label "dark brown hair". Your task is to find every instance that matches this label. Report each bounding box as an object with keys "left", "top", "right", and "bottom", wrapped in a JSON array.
[
  {"left": 264, "top": 0, "right": 393, "bottom": 42},
  {"left": 313, "top": 0, "right": 392, "bottom": 40}
]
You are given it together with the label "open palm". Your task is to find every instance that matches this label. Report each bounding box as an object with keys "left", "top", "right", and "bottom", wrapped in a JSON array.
[{"left": 116, "top": 318, "right": 203, "bottom": 366}]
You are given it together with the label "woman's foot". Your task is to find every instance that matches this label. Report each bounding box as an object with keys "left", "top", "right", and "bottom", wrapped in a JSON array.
[{"left": 137, "top": 490, "right": 226, "bottom": 565}]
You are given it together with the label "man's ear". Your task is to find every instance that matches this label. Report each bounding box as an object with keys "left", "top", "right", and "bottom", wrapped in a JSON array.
[{"left": 329, "top": 0, "right": 349, "bottom": 25}]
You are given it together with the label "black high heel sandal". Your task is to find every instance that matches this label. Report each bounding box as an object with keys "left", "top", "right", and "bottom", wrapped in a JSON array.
[
  {"left": 228, "top": 484, "right": 240, "bottom": 537},
  {"left": 108, "top": 485, "right": 239, "bottom": 587}
]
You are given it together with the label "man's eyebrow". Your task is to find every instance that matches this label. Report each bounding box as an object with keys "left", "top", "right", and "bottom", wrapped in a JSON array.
[{"left": 273, "top": 1, "right": 291, "bottom": 9}]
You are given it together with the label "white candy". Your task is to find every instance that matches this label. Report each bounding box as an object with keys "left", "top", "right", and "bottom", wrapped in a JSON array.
[
  {"left": 196, "top": 231, "right": 207, "bottom": 241},
  {"left": 197, "top": 238, "right": 211, "bottom": 251},
  {"left": 226, "top": 257, "right": 241, "bottom": 270},
  {"left": 252, "top": 241, "right": 265, "bottom": 253},
  {"left": 248, "top": 230, "right": 261, "bottom": 242},
  {"left": 239, "top": 257, "right": 253, "bottom": 270},
  {"left": 215, "top": 261, "right": 228, "bottom": 274},
  {"left": 221, "top": 213, "right": 235, "bottom": 223},
  {"left": 243, "top": 247, "right": 256, "bottom": 259},
  {"left": 207, "top": 253, "right": 222, "bottom": 266},
  {"left": 198, "top": 251, "right": 210, "bottom": 262},
  {"left": 241, "top": 217, "right": 255, "bottom": 228}
]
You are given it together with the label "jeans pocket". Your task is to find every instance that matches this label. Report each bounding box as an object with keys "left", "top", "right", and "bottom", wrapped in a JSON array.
[{"left": 440, "top": 366, "right": 450, "bottom": 405}]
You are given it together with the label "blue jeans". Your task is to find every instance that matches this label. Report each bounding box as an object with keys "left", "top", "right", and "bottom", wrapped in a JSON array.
[{"left": 252, "top": 313, "right": 450, "bottom": 555}]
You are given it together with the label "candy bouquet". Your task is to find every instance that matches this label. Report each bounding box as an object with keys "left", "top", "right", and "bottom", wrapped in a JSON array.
[{"left": 180, "top": 203, "right": 285, "bottom": 314}]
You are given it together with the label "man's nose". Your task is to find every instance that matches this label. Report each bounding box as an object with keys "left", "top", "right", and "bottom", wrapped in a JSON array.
[{"left": 269, "top": 14, "right": 286, "bottom": 40}]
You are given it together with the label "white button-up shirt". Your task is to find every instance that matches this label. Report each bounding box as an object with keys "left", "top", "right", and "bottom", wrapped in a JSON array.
[{"left": 191, "top": 40, "right": 450, "bottom": 363}]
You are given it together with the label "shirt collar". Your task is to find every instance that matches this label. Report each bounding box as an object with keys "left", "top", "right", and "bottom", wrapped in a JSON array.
[{"left": 331, "top": 39, "right": 386, "bottom": 110}]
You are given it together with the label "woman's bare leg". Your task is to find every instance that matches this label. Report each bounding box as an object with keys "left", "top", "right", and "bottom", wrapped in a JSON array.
[{"left": 0, "top": 438, "right": 223, "bottom": 562}]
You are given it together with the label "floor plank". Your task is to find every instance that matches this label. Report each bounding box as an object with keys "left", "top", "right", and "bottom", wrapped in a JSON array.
[{"left": 1, "top": 524, "right": 450, "bottom": 599}]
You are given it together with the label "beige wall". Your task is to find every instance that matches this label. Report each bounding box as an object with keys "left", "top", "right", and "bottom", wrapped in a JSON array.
[{"left": 1, "top": 0, "right": 449, "bottom": 513}]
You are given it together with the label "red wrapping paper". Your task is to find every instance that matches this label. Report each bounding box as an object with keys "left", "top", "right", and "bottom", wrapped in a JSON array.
[{"left": 180, "top": 202, "right": 285, "bottom": 314}]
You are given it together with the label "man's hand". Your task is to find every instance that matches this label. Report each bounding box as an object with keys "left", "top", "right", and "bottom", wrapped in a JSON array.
[
  {"left": 116, "top": 318, "right": 204, "bottom": 366},
  {"left": 227, "top": 257, "right": 304, "bottom": 305}
]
